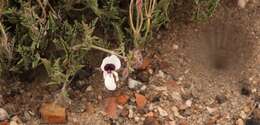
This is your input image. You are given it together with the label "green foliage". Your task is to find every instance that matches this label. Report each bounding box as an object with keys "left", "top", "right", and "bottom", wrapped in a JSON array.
[
  {"left": 193, "top": 0, "right": 220, "bottom": 21},
  {"left": 0, "top": 0, "right": 171, "bottom": 87},
  {"left": 153, "top": 0, "right": 171, "bottom": 29}
]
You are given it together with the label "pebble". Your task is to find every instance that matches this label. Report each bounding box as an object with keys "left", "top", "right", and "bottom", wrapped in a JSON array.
[
  {"left": 169, "top": 92, "right": 182, "bottom": 102},
  {"left": 134, "top": 116, "right": 140, "bottom": 122},
  {"left": 10, "top": 116, "right": 23, "bottom": 125},
  {"left": 157, "top": 34, "right": 162, "bottom": 39},
  {"left": 206, "top": 107, "right": 218, "bottom": 115},
  {"left": 24, "top": 111, "right": 31, "bottom": 120},
  {"left": 128, "top": 78, "right": 142, "bottom": 89},
  {"left": 171, "top": 106, "right": 185, "bottom": 119},
  {"left": 156, "top": 70, "right": 166, "bottom": 79},
  {"left": 172, "top": 44, "right": 179, "bottom": 50},
  {"left": 236, "top": 118, "right": 244, "bottom": 125},
  {"left": 86, "top": 86, "right": 93, "bottom": 91},
  {"left": 157, "top": 107, "right": 168, "bottom": 117},
  {"left": 238, "top": 0, "right": 249, "bottom": 8},
  {"left": 240, "top": 111, "right": 247, "bottom": 119},
  {"left": 128, "top": 108, "right": 134, "bottom": 118},
  {"left": 140, "top": 85, "right": 147, "bottom": 91},
  {"left": 0, "top": 108, "right": 8, "bottom": 121},
  {"left": 148, "top": 103, "right": 155, "bottom": 111},
  {"left": 215, "top": 95, "right": 227, "bottom": 104},
  {"left": 185, "top": 99, "right": 192, "bottom": 107}
]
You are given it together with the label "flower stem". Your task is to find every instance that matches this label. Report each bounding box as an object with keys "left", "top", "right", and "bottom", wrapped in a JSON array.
[
  {"left": 90, "top": 45, "right": 126, "bottom": 60},
  {"left": 71, "top": 44, "right": 127, "bottom": 60}
]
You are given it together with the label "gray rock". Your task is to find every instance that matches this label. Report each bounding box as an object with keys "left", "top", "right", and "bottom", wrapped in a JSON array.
[
  {"left": 157, "top": 106, "right": 168, "bottom": 117},
  {"left": 128, "top": 78, "right": 142, "bottom": 89},
  {"left": 0, "top": 108, "right": 8, "bottom": 121}
]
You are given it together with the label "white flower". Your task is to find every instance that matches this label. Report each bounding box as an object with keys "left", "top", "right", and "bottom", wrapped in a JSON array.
[{"left": 101, "top": 55, "right": 121, "bottom": 90}]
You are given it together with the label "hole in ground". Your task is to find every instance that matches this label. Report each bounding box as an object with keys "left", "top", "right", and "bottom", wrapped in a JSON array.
[{"left": 197, "top": 19, "right": 255, "bottom": 73}]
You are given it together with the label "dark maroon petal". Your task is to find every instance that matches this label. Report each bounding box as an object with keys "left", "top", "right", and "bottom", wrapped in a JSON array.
[{"left": 104, "top": 64, "right": 116, "bottom": 73}]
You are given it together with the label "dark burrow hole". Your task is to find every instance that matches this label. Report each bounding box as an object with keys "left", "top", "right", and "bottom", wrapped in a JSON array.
[{"left": 204, "top": 20, "right": 254, "bottom": 71}]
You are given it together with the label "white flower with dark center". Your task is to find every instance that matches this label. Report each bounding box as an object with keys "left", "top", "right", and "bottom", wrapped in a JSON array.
[{"left": 101, "top": 55, "right": 121, "bottom": 90}]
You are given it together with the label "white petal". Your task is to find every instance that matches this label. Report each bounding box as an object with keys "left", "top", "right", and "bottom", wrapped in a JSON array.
[
  {"left": 100, "top": 55, "right": 121, "bottom": 71},
  {"left": 101, "top": 56, "right": 110, "bottom": 71},
  {"left": 112, "top": 71, "right": 119, "bottom": 81},
  {"left": 103, "top": 72, "right": 117, "bottom": 91},
  {"left": 109, "top": 55, "right": 121, "bottom": 70}
]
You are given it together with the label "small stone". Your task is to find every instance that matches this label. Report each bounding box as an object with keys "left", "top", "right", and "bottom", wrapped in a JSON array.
[
  {"left": 148, "top": 103, "right": 155, "bottom": 111},
  {"left": 0, "top": 108, "right": 8, "bottom": 121},
  {"left": 10, "top": 116, "right": 23, "bottom": 125},
  {"left": 170, "top": 92, "right": 182, "bottom": 102},
  {"left": 171, "top": 106, "right": 185, "bottom": 119},
  {"left": 185, "top": 99, "right": 192, "bottom": 107},
  {"left": 240, "top": 111, "right": 247, "bottom": 119},
  {"left": 128, "top": 108, "right": 134, "bottom": 118},
  {"left": 173, "top": 44, "right": 179, "bottom": 50},
  {"left": 157, "top": 34, "right": 162, "bottom": 39},
  {"left": 116, "top": 95, "right": 129, "bottom": 105},
  {"left": 128, "top": 78, "right": 142, "bottom": 89},
  {"left": 156, "top": 70, "right": 166, "bottom": 79},
  {"left": 206, "top": 107, "right": 218, "bottom": 115},
  {"left": 157, "top": 107, "right": 168, "bottom": 117},
  {"left": 10, "top": 121, "right": 18, "bottom": 125},
  {"left": 145, "top": 112, "right": 154, "bottom": 117},
  {"left": 238, "top": 0, "right": 249, "bottom": 8},
  {"left": 135, "top": 93, "right": 147, "bottom": 109},
  {"left": 97, "top": 95, "right": 102, "bottom": 100},
  {"left": 243, "top": 106, "right": 251, "bottom": 113},
  {"left": 24, "top": 111, "right": 31, "bottom": 120},
  {"left": 215, "top": 95, "right": 227, "bottom": 104},
  {"left": 236, "top": 118, "right": 244, "bottom": 125},
  {"left": 86, "top": 86, "right": 93, "bottom": 91},
  {"left": 140, "top": 85, "right": 147, "bottom": 91},
  {"left": 134, "top": 116, "right": 140, "bottom": 122},
  {"left": 39, "top": 103, "right": 66, "bottom": 124}
]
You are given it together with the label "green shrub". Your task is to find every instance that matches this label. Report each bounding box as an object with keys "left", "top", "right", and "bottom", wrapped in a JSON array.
[{"left": 0, "top": 0, "right": 171, "bottom": 85}]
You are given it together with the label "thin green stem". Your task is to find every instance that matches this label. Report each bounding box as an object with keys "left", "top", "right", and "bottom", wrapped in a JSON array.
[{"left": 90, "top": 45, "right": 127, "bottom": 60}]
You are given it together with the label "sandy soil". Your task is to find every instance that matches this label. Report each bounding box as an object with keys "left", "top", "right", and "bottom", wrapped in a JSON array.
[{"left": 0, "top": 1, "right": 259, "bottom": 125}]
